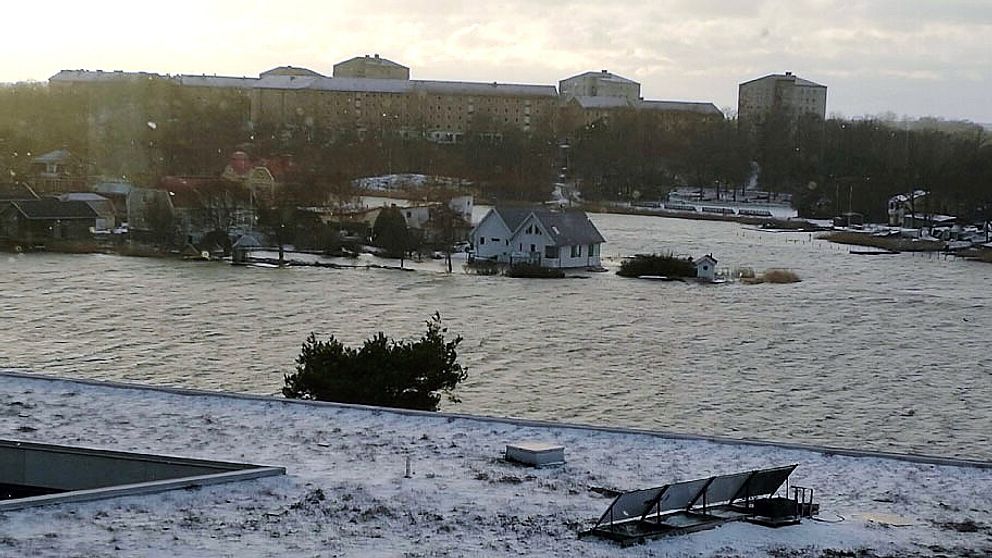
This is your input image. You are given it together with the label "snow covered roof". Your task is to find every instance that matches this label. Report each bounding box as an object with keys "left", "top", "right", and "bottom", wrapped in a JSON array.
[
  {"left": 889, "top": 190, "right": 929, "bottom": 203},
  {"left": 2, "top": 372, "right": 991, "bottom": 557}
]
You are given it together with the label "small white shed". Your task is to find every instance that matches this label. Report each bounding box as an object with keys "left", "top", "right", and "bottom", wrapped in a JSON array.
[{"left": 694, "top": 254, "right": 718, "bottom": 281}]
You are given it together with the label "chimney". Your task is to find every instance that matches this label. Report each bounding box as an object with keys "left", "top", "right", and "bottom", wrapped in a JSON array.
[
  {"left": 785, "top": 71, "right": 793, "bottom": 76},
  {"left": 374, "top": 53, "right": 380, "bottom": 59},
  {"left": 601, "top": 69, "right": 608, "bottom": 74}
]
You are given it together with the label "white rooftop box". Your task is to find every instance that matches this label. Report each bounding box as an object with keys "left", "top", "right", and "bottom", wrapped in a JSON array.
[{"left": 505, "top": 442, "right": 565, "bottom": 467}]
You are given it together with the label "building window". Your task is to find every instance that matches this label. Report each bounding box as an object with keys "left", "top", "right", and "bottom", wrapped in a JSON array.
[
  {"left": 480, "top": 237, "right": 485, "bottom": 245},
  {"left": 545, "top": 245, "right": 558, "bottom": 259},
  {"left": 570, "top": 245, "right": 579, "bottom": 258},
  {"left": 491, "top": 238, "right": 499, "bottom": 243}
]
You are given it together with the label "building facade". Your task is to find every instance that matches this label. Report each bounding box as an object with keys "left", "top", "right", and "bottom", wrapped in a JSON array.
[
  {"left": 48, "top": 57, "right": 722, "bottom": 156},
  {"left": 738, "top": 72, "right": 827, "bottom": 129}
]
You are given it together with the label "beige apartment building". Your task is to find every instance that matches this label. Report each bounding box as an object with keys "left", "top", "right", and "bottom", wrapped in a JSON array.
[
  {"left": 738, "top": 72, "right": 827, "bottom": 129},
  {"left": 49, "top": 55, "right": 721, "bottom": 147}
]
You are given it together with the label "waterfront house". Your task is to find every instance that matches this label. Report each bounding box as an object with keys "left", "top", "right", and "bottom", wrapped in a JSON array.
[
  {"left": 0, "top": 199, "right": 99, "bottom": 242},
  {"left": 694, "top": 255, "right": 718, "bottom": 281},
  {"left": 57, "top": 193, "right": 116, "bottom": 231},
  {"left": 470, "top": 206, "right": 605, "bottom": 268}
]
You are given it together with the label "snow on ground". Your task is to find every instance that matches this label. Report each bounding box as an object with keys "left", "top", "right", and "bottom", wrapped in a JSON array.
[{"left": 1, "top": 373, "right": 990, "bottom": 557}]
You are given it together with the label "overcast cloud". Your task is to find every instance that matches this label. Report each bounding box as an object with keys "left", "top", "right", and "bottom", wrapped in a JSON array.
[{"left": 3, "top": 0, "right": 990, "bottom": 121}]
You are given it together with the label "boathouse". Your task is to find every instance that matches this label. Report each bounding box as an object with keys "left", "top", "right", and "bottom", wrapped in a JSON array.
[{"left": 694, "top": 254, "right": 718, "bottom": 281}]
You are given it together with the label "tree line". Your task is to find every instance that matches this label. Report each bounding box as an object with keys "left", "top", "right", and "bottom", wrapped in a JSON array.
[{"left": 2, "top": 81, "right": 990, "bottom": 221}]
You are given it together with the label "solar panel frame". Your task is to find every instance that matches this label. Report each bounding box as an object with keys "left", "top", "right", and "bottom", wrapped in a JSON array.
[
  {"left": 692, "top": 470, "right": 753, "bottom": 508},
  {"left": 654, "top": 477, "right": 712, "bottom": 514},
  {"left": 732, "top": 464, "right": 797, "bottom": 502},
  {"left": 594, "top": 486, "right": 667, "bottom": 529}
]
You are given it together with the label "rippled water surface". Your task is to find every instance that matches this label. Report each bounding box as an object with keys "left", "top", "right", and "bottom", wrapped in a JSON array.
[{"left": 2, "top": 214, "right": 990, "bottom": 459}]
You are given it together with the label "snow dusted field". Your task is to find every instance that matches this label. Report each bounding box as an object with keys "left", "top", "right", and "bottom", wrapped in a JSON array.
[{"left": 1, "top": 372, "right": 990, "bottom": 557}]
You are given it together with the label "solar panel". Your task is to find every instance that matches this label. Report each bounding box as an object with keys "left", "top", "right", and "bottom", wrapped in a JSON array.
[
  {"left": 595, "top": 486, "right": 666, "bottom": 528},
  {"left": 655, "top": 478, "right": 711, "bottom": 514},
  {"left": 696, "top": 471, "right": 752, "bottom": 507},
  {"left": 734, "top": 465, "right": 797, "bottom": 501}
]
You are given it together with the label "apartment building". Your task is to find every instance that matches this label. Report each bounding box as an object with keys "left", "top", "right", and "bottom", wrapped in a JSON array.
[{"left": 738, "top": 72, "right": 827, "bottom": 129}]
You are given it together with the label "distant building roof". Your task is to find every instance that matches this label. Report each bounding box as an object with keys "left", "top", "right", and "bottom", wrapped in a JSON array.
[
  {"left": 259, "top": 66, "right": 325, "bottom": 78},
  {"left": 254, "top": 75, "right": 558, "bottom": 97},
  {"left": 561, "top": 70, "right": 638, "bottom": 85},
  {"left": 494, "top": 206, "right": 606, "bottom": 246},
  {"left": 334, "top": 55, "right": 408, "bottom": 70},
  {"left": 740, "top": 73, "right": 826, "bottom": 88},
  {"left": 6, "top": 199, "right": 98, "bottom": 220}
]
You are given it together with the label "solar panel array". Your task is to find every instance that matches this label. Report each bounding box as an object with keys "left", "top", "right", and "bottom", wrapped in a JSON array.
[{"left": 593, "top": 464, "right": 798, "bottom": 530}]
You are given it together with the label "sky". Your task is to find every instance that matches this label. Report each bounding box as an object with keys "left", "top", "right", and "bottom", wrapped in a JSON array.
[{"left": 2, "top": 0, "right": 991, "bottom": 122}]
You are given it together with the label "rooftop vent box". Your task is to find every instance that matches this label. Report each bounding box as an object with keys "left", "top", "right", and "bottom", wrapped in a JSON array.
[{"left": 505, "top": 442, "right": 565, "bottom": 467}]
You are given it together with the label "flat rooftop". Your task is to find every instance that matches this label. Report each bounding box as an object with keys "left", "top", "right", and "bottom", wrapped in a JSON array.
[{"left": 1, "top": 371, "right": 990, "bottom": 557}]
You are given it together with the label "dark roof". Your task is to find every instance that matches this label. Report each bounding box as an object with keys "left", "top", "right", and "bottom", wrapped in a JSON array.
[
  {"left": 7, "top": 199, "right": 99, "bottom": 220},
  {"left": 494, "top": 206, "right": 606, "bottom": 246},
  {"left": 0, "top": 183, "right": 40, "bottom": 202}
]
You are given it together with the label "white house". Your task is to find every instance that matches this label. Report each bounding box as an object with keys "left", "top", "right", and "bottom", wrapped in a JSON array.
[
  {"left": 888, "top": 190, "right": 928, "bottom": 226},
  {"left": 470, "top": 206, "right": 606, "bottom": 269},
  {"left": 694, "top": 254, "right": 718, "bottom": 281}
]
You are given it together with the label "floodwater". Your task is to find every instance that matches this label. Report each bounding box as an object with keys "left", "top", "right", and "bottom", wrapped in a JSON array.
[{"left": 2, "top": 213, "right": 990, "bottom": 459}]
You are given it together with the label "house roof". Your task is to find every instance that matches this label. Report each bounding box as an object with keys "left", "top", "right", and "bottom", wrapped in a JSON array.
[
  {"left": 7, "top": 199, "right": 99, "bottom": 220},
  {"left": 494, "top": 206, "right": 606, "bottom": 246},
  {"left": 694, "top": 254, "right": 718, "bottom": 266},
  {"left": 0, "top": 183, "right": 39, "bottom": 202},
  {"left": 31, "top": 149, "right": 74, "bottom": 164},
  {"left": 92, "top": 181, "right": 135, "bottom": 197}
]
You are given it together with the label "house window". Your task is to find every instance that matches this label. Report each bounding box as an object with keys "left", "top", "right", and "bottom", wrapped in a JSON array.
[
  {"left": 491, "top": 238, "right": 499, "bottom": 243},
  {"left": 480, "top": 237, "right": 485, "bottom": 245},
  {"left": 588, "top": 243, "right": 599, "bottom": 256},
  {"left": 570, "top": 245, "right": 579, "bottom": 258},
  {"left": 545, "top": 246, "right": 558, "bottom": 259},
  {"left": 530, "top": 244, "right": 536, "bottom": 252}
]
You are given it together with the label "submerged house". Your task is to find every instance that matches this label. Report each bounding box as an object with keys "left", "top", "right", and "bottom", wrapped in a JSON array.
[{"left": 470, "top": 206, "right": 605, "bottom": 268}]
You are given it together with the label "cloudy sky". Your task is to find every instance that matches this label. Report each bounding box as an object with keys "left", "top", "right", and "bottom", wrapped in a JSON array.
[{"left": 4, "top": 0, "right": 990, "bottom": 122}]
